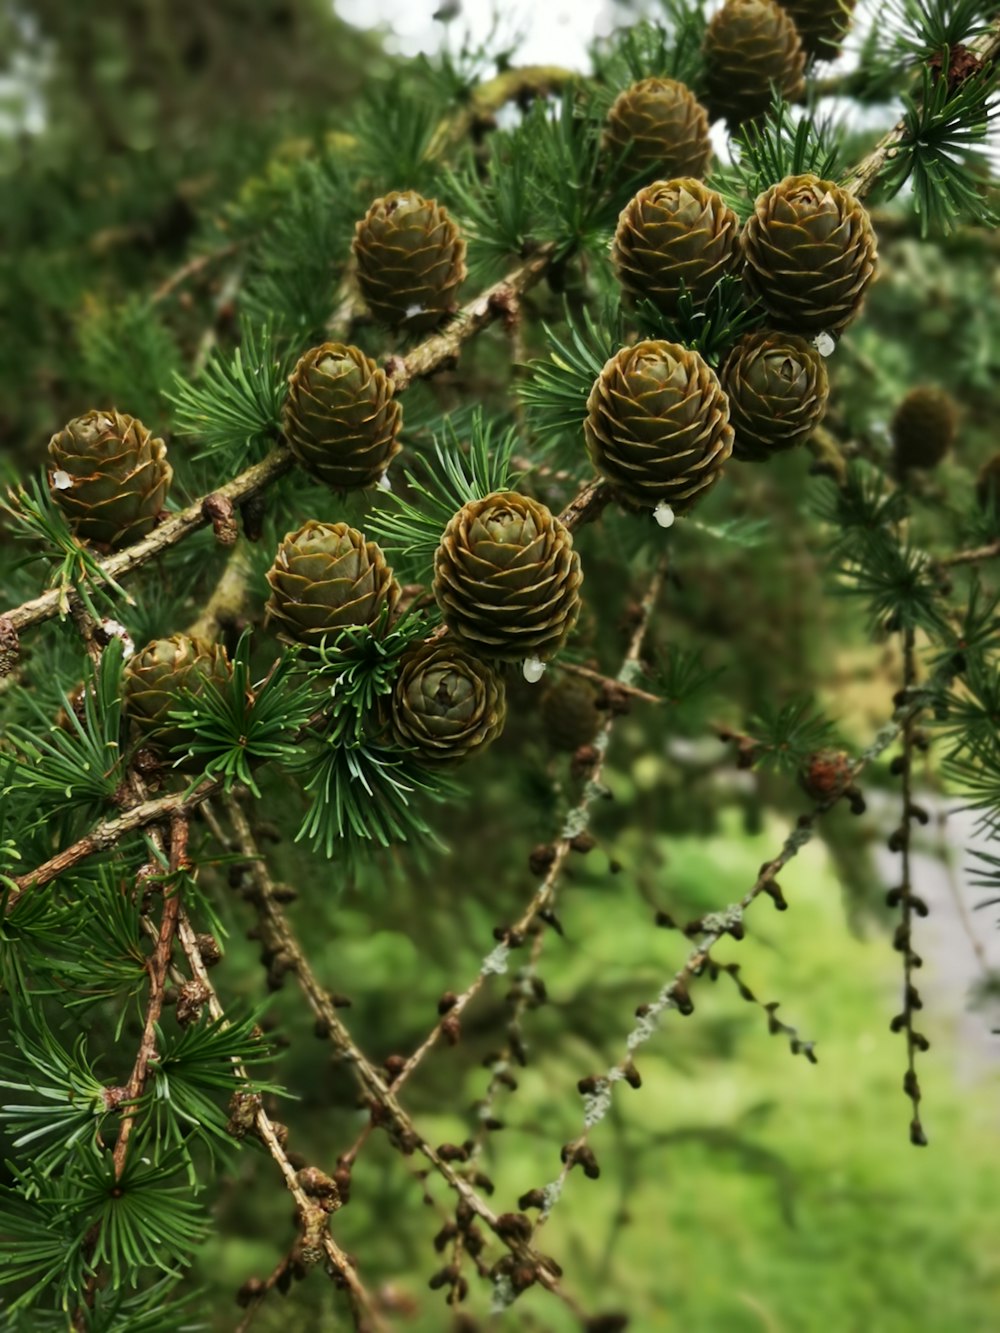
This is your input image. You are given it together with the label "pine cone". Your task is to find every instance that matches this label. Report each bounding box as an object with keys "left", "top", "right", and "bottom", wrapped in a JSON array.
[
  {"left": 720, "top": 331, "right": 829, "bottom": 461},
  {"left": 265, "top": 521, "right": 399, "bottom": 648},
  {"left": 612, "top": 179, "right": 740, "bottom": 317},
  {"left": 540, "top": 677, "right": 601, "bottom": 751},
  {"left": 781, "top": 0, "right": 858, "bottom": 60},
  {"left": 604, "top": 78, "right": 713, "bottom": 183},
  {"left": 124, "top": 635, "right": 231, "bottom": 757},
  {"left": 283, "top": 343, "right": 401, "bottom": 491},
  {"left": 391, "top": 640, "right": 506, "bottom": 764},
  {"left": 353, "top": 192, "right": 466, "bottom": 333},
  {"left": 585, "top": 340, "right": 733, "bottom": 513},
  {"left": 799, "top": 748, "right": 853, "bottom": 803},
  {"left": 890, "top": 387, "right": 958, "bottom": 472},
  {"left": 48, "top": 410, "right": 172, "bottom": 550},
  {"left": 741, "top": 174, "right": 878, "bottom": 335},
  {"left": 434, "top": 493, "right": 582, "bottom": 662},
  {"left": 703, "top": 0, "right": 806, "bottom": 130}
]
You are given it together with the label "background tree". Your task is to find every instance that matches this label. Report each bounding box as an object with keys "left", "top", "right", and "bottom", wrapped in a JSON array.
[{"left": 2, "top": 2, "right": 1000, "bottom": 1330}]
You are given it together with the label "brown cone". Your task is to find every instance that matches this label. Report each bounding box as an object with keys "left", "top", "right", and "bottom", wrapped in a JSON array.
[{"left": 604, "top": 78, "right": 713, "bottom": 183}]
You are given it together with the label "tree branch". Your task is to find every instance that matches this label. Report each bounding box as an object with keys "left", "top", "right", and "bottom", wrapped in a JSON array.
[{"left": 2, "top": 248, "right": 559, "bottom": 639}]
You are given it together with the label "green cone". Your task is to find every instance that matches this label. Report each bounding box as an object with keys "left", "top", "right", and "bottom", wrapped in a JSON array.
[
  {"left": 720, "top": 331, "right": 830, "bottom": 461},
  {"left": 265, "top": 521, "right": 399, "bottom": 649},
  {"left": 48, "top": 410, "right": 172, "bottom": 550},
  {"left": 353, "top": 192, "right": 466, "bottom": 333},
  {"left": 741, "top": 174, "right": 878, "bottom": 335},
  {"left": 390, "top": 640, "right": 506, "bottom": 764},
  {"left": 434, "top": 493, "right": 582, "bottom": 662},
  {"left": 604, "top": 78, "right": 713, "bottom": 183},
  {"left": 703, "top": 0, "right": 806, "bottom": 130},
  {"left": 283, "top": 343, "right": 401, "bottom": 491},
  {"left": 124, "top": 635, "right": 231, "bottom": 759},
  {"left": 613, "top": 178, "right": 741, "bottom": 317},
  {"left": 585, "top": 340, "right": 733, "bottom": 513}
]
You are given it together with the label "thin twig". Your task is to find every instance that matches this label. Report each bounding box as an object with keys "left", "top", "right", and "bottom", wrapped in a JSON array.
[
  {"left": 392, "top": 560, "right": 668, "bottom": 1099},
  {"left": 221, "top": 796, "right": 585, "bottom": 1318},
  {"left": 112, "top": 813, "right": 189, "bottom": 1174},
  {"left": 173, "top": 906, "right": 389, "bottom": 1332}
]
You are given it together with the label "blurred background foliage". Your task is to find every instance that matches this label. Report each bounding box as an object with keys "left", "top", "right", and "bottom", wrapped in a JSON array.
[{"left": 2, "top": 0, "right": 999, "bottom": 1329}]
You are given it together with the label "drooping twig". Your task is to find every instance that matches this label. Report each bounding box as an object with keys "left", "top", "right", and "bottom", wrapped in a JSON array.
[
  {"left": 390, "top": 560, "right": 668, "bottom": 1100},
  {"left": 888, "top": 626, "right": 930, "bottom": 1146},
  {"left": 221, "top": 797, "right": 585, "bottom": 1319},
  {"left": 171, "top": 904, "right": 389, "bottom": 1332},
  {"left": 112, "top": 813, "right": 189, "bottom": 1175}
]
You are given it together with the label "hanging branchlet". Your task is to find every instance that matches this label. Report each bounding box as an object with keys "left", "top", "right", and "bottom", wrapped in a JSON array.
[{"left": 889, "top": 626, "right": 931, "bottom": 1147}]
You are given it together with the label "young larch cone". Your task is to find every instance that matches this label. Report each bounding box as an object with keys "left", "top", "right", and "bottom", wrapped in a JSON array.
[
  {"left": 540, "top": 677, "right": 602, "bottom": 751},
  {"left": 585, "top": 340, "right": 733, "bottom": 513},
  {"left": 283, "top": 343, "right": 401, "bottom": 490},
  {"left": 612, "top": 178, "right": 741, "bottom": 318},
  {"left": 604, "top": 78, "right": 713, "bottom": 183},
  {"left": 890, "top": 387, "right": 958, "bottom": 472},
  {"left": 124, "top": 635, "right": 232, "bottom": 758},
  {"left": 702, "top": 0, "right": 806, "bottom": 130},
  {"left": 265, "top": 521, "right": 399, "bottom": 648},
  {"left": 741, "top": 174, "right": 878, "bottom": 335},
  {"left": 434, "top": 493, "right": 582, "bottom": 662},
  {"left": 720, "top": 331, "right": 830, "bottom": 461},
  {"left": 390, "top": 640, "right": 507, "bottom": 764},
  {"left": 781, "top": 0, "right": 858, "bottom": 60},
  {"left": 48, "top": 410, "right": 172, "bottom": 550},
  {"left": 352, "top": 192, "right": 466, "bottom": 333}
]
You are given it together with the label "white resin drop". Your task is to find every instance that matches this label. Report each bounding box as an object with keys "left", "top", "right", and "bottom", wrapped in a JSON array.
[
  {"left": 404, "top": 303, "right": 425, "bottom": 320},
  {"left": 52, "top": 470, "right": 73, "bottom": 490},
  {"left": 653, "top": 501, "right": 676, "bottom": 529},
  {"left": 813, "top": 332, "right": 835, "bottom": 358},
  {"left": 522, "top": 656, "right": 547, "bottom": 684},
  {"left": 376, "top": 472, "right": 392, "bottom": 492}
]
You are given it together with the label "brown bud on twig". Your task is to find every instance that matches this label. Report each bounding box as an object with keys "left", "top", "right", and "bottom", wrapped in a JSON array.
[
  {"left": 202, "top": 491, "right": 239, "bottom": 546},
  {"left": 175, "top": 979, "right": 211, "bottom": 1026}
]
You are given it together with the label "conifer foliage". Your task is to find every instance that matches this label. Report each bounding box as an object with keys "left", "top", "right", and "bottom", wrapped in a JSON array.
[{"left": 2, "top": 1, "right": 1000, "bottom": 1328}]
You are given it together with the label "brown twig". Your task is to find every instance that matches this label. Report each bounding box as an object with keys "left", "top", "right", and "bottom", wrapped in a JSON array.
[
  {"left": 221, "top": 796, "right": 585, "bottom": 1318},
  {"left": 9, "top": 780, "right": 220, "bottom": 906},
  {"left": 387, "top": 560, "right": 668, "bottom": 1114},
  {"left": 150, "top": 242, "right": 240, "bottom": 306},
  {"left": 172, "top": 905, "right": 388, "bottom": 1332},
  {"left": 890, "top": 627, "right": 930, "bottom": 1146},
  {"left": 941, "top": 538, "right": 1000, "bottom": 568},
  {"left": 112, "top": 813, "right": 189, "bottom": 1174}
]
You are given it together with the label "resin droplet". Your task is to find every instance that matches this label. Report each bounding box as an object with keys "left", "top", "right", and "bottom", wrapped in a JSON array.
[
  {"left": 653, "top": 501, "right": 675, "bottom": 529},
  {"left": 813, "top": 332, "right": 835, "bottom": 358},
  {"left": 376, "top": 472, "right": 392, "bottom": 492},
  {"left": 522, "top": 656, "right": 547, "bottom": 684},
  {"left": 52, "top": 470, "right": 73, "bottom": 490}
]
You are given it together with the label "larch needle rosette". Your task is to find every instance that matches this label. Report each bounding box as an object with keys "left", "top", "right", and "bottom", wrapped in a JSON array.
[
  {"left": 48, "top": 409, "right": 172, "bottom": 550},
  {"left": 433, "top": 492, "right": 582, "bottom": 663}
]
